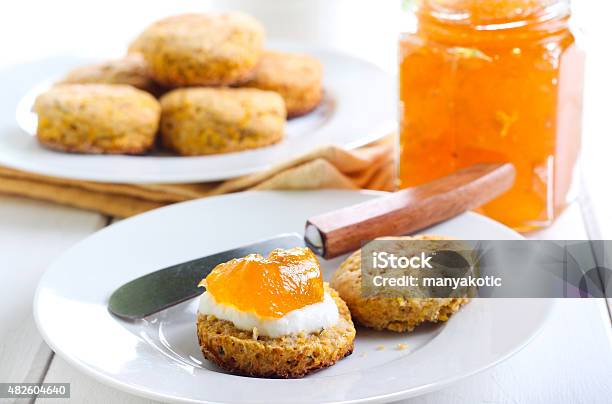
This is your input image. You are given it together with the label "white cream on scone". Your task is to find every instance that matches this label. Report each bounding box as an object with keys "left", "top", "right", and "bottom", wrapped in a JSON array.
[{"left": 198, "top": 291, "right": 339, "bottom": 338}]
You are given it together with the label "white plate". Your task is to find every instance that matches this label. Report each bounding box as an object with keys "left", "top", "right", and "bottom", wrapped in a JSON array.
[
  {"left": 34, "top": 191, "right": 553, "bottom": 403},
  {"left": 1, "top": 41, "right": 395, "bottom": 184}
]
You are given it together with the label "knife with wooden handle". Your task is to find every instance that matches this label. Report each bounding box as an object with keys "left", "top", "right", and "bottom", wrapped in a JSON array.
[
  {"left": 304, "top": 162, "right": 516, "bottom": 258},
  {"left": 109, "top": 162, "right": 515, "bottom": 320}
]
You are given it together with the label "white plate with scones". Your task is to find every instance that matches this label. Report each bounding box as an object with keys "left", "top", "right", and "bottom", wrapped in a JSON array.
[
  {"left": 34, "top": 190, "right": 554, "bottom": 403},
  {"left": 0, "top": 12, "right": 395, "bottom": 184}
]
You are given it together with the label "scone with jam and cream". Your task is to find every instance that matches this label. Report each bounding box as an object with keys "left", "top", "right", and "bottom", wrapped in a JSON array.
[{"left": 196, "top": 247, "right": 355, "bottom": 378}]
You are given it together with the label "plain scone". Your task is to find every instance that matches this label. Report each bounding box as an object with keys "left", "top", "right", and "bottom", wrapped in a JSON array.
[
  {"left": 331, "top": 235, "right": 470, "bottom": 332},
  {"left": 160, "top": 87, "right": 286, "bottom": 155},
  {"left": 34, "top": 84, "right": 160, "bottom": 154},
  {"left": 243, "top": 50, "right": 323, "bottom": 118},
  {"left": 130, "top": 13, "right": 264, "bottom": 87},
  {"left": 58, "top": 53, "right": 159, "bottom": 94},
  {"left": 196, "top": 285, "right": 355, "bottom": 378}
]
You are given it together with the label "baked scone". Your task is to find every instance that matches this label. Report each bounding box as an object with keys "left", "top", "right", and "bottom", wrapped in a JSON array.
[
  {"left": 130, "top": 13, "right": 264, "bottom": 87},
  {"left": 34, "top": 84, "right": 160, "bottom": 154},
  {"left": 243, "top": 50, "right": 323, "bottom": 118},
  {"left": 160, "top": 87, "right": 285, "bottom": 155},
  {"left": 196, "top": 248, "right": 355, "bottom": 378},
  {"left": 197, "top": 285, "right": 354, "bottom": 378},
  {"left": 58, "top": 53, "right": 159, "bottom": 94},
  {"left": 331, "top": 235, "right": 470, "bottom": 332}
]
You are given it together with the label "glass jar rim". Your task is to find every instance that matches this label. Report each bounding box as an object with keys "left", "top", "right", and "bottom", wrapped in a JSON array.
[{"left": 410, "top": 0, "right": 571, "bottom": 31}]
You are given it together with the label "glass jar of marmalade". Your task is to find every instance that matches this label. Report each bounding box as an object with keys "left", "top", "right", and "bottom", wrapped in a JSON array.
[{"left": 399, "top": 0, "right": 584, "bottom": 231}]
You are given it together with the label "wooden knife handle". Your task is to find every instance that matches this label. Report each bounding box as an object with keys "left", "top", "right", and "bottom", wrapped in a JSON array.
[{"left": 304, "top": 163, "right": 515, "bottom": 259}]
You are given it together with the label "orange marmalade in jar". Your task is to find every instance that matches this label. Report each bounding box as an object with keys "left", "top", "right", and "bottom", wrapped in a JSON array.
[{"left": 399, "top": 0, "right": 584, "bottom": 230}]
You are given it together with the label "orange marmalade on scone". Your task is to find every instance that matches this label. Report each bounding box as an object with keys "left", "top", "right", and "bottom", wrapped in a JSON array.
[
  {"left": 198, "top": 247, "right": 338, "bottom": 337},
  {"left": 399, "top": 0, "right": 584, "bottom": 230}
]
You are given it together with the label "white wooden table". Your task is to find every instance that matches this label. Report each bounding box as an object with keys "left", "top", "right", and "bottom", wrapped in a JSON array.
[{"left": 1, "top": 1, "right": 611, "bottom": 403}]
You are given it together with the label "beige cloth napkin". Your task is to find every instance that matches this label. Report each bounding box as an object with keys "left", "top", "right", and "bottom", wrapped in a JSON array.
[{"left": 0, "top": 138, "right": 395, "bottom": 218}]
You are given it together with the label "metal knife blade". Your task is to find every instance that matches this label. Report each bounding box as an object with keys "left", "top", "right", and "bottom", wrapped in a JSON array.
[{"left": 108, "top": 233, "right": 305, "bottom": 320}]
